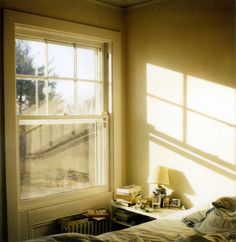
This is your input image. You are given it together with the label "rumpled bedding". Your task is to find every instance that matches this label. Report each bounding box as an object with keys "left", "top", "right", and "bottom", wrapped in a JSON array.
[
  {"left": 25, "top": 196, "right": 236, "bottom": 242},
  {"left": 25, "top": 219, "right": 197, "bottom": 242},
  {"left": 176, "top": 234, "right": 230, "bottom": 242},
  {"left": 181, "top": 196, "right": 236, "bottom": 242}
]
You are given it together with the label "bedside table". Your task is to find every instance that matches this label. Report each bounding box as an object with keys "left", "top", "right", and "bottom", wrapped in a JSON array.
[{"left": 110, "top": 201, "right": 181, "bottom": 230}]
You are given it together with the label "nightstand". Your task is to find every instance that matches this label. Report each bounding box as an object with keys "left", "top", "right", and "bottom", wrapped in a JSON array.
[{"left": 110, "top": 201, "right": 181, "bottom": 230}]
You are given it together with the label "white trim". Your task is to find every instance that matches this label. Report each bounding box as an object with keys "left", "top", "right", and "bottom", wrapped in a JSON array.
[
  {"left": 16, "top": 75, "right": 103, "bottom": 83},
  {"left": 4, "top": 10, "right": 20, "bottom": 241},
  {"left": 17, "top": 115, "right": 106, "bottom": 120},
  {"left": 18, "top": 117, "right": 106, "bottom": 125}
]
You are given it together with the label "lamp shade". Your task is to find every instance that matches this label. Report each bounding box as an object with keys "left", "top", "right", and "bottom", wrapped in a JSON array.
[
  {"left": 147, "top": 166, "right": 170, "bottom": 186},
  {"left": 147, "top": 167, "right": 158, "bottom": 184},
  {"left": 157, "top": 166, "right": 170, "bottom": 186}
]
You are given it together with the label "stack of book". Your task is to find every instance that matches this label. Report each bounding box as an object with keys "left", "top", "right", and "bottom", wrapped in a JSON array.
[
  {"left": 113, "top": 208, "right": 138, "bottom": 224},
  {"left": 115, "top": 184, "right": 141, "bottom": 206}
]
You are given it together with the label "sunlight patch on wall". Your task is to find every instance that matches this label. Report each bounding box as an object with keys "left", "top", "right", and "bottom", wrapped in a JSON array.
[
  {"left": 146, "top": 64, "right": 183, "bottom": 105},
  {"left": 146, "top": 63, "right": 236, "bottom": 165},
  {"left": 187, "top": 75, "right": 236, "bottom": 125},
  {"left": 186, "top": 75, "right": 236, "bottom": 165},
  {"left": 146, "top": 64, "right": 183, "bottom": 141},
  {"left": 147, "top": 96, "right": 183, "bottom": 141},
  {"left": 187, "top": 111, "right": 235, "bottom": 164}
]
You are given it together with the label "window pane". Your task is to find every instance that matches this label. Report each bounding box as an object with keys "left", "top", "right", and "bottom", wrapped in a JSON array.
[
  {"left": 19, "top": 120, "right": 106, "bottom": 200},
  {"left": 48, "top": 43, "right": 74, "bottom": 78},
  {"left": 38, "top": 80, "right": 47, "bottom": 115},
  {"left": 77, "top": 81, "right": 102, "bottom": 114},
  {"left": 16, "top": 79, "right": 36, "bottom": 115},
  {"left": 16, "top": 39, "right": 45, "bottom": 76},
  {"left": 77, "top": 48, "right": 97, "bottom": 80},
  {"left": 48, "top": 80, "right": 74, "bottom": 115}
]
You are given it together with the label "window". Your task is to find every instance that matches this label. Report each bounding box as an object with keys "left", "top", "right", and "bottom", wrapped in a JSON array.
[
  {"left": 5, "top": 10, "right": 121, "bottom": 242},
  {"left": 16, "top": 31, "right": 109, "bottom": 200}
]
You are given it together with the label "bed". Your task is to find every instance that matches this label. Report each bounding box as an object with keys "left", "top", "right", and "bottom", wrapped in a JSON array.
[{"left": 26, "top": 196, "right": 236, "bottom": 242}]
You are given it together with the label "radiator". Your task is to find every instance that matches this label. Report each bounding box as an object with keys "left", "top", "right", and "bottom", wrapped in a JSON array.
[{"left": 61, "top": 219, "right": 111, "bottom": 235}]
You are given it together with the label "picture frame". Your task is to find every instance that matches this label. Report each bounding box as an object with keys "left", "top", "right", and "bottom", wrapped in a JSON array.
[
  {"left": 152, "top": 194, "right": 162, "bottom": 209},
  {"left": 170, "top": 198, "right": 181, "bottom": 208}
]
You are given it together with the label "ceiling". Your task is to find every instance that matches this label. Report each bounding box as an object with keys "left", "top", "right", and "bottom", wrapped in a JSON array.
[{"left": 96, "top": 0, "right": 152, "bottom": 8}]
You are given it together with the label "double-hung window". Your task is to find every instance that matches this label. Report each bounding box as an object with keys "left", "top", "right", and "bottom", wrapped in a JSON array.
[
  {"left": 16, "top": 28, "right": 109, "bottom": 200},
  {"left": 5, "top": 10, "right": 121, "bottom": 242}
]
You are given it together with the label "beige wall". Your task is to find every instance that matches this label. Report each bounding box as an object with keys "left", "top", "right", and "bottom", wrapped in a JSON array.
[
  {"left": 0, "top": 0, "right": 124, "bottom": 31},
  {"left": 126, "top": 0, "right": 236, "bottom": 208},
  {"left": 0, "top": 1, "right": 125, "bottom": 241}
]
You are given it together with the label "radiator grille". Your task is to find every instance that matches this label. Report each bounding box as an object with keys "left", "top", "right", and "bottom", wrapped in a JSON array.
[{"left": 61, "top": 220, "right": 111, "bottom": 235}]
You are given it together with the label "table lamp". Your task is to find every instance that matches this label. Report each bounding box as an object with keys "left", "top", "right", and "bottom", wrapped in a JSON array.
[
  {"left": 148, "top": 166, "right": 170, "bottom": 208},
  {"left": 156, "top": 166, "right": 170, "bottom": 192}
]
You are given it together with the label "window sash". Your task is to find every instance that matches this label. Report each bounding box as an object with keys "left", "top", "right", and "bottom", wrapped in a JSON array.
[
  {"left": 16, "top": 37, "right": 104, "bottom": 116},
  {"left": 18, "top": 116, "right": 109, "bottom": 200}
]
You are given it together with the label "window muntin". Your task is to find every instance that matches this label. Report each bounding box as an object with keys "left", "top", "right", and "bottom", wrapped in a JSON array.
[{"left": 16, "top": 35, "right": 108, "bottom": 200}]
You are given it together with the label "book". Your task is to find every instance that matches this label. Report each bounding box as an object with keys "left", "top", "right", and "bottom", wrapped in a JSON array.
[
  {"left": 116, "top": 184, "right": 141, "bottom": 194},
  {"left": 87, "top": 208, "right": 109, "bottom": 218},
  {"left": 114, "top": 210, "right": 137, "bottom": 222},
  {"left": 114, "top": 201, "right": 133, "bottom": 207},
  {"left": 116, "top": 193, "right": 141, "bottom": 203}
]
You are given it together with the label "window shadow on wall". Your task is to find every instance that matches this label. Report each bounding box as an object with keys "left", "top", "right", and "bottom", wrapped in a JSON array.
[{"left": 146, "top": 64, "right": 236, "bottom": 205}]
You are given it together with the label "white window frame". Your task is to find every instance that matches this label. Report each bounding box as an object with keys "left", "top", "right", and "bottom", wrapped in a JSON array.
[
  {"left": 4, "top": 10, "right": 122, "bottom": 242},
  {"left": 15, "top": 33, "right": 108, "bottom": 200},
  {"left": 16, "top": 22, "right": 110, "bottom": 203}
]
